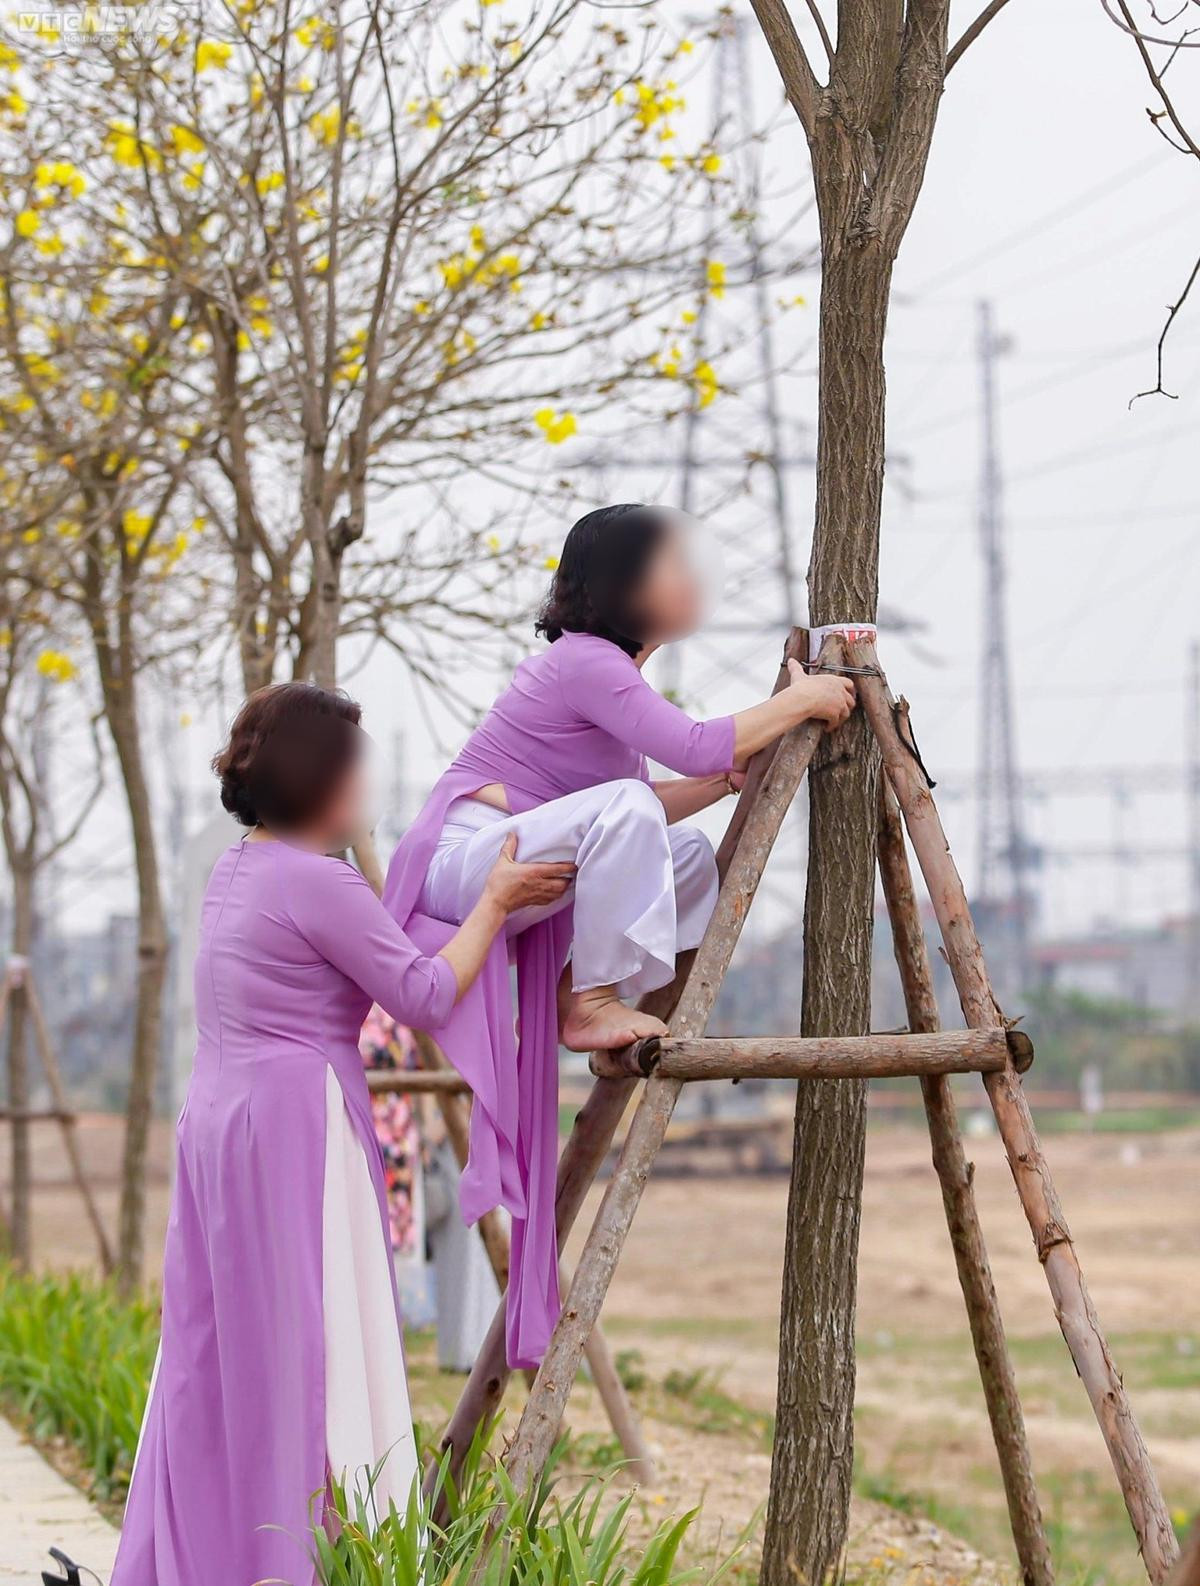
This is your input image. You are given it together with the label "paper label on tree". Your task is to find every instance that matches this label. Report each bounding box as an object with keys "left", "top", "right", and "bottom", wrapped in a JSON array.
[{"left": 809, "top": 623, "right": 877, "bottom": 662}]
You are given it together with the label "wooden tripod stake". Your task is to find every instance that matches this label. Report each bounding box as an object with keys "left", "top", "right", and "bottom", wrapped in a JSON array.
[
  {"left": 0, "top": 957, "right": 112, "bottom": 1272},
  {"left": 438, "top": 632, "right": 1177, "bottom": 1585}
]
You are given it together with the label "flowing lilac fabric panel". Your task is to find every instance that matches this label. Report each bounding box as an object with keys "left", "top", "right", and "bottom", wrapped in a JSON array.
[{"left": 386, "top": 800, "right": 572, "bottom": 1371}]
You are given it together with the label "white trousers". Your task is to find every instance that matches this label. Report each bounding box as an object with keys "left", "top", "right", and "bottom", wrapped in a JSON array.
[{"left": 417, "top": 780, "right": 719, "bottom": 999}]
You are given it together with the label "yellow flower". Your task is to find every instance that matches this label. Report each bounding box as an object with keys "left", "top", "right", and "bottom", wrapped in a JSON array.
[
  {"left": 533, "top": 408, "right": 577, "bottom": 445},
  {"left": 106, "top": 123, "right": 162, "bottom": 169},
  {"left": 37, "top": 650, "right": 77, "bottom": 682},
  {"left": 14, "top": 209, "right": 40, "bottom": 238},
  {"left": 35, "top": 233, "right": 65, "bottom": 256},
  {"left": 309, "top": 105, "right": 341, "bottom": 146},
  {"left": 196, "top": 39, "right": 232, "bottom": 72},
  {"left": 250, "top": 314, "right": 273, "bottom": 338},
  {"left": 170, "top": 123, "right": 205, "bottom": 157},
  {"left": 256, "top": 170, "right": 285, "bottom": 194},
  {"left": 122, "top": 509, "right": 152, "bottom": 545},
  {"left": 705, "top": 258, "right": 725, "bottom": 298},
  {"left": 692, "top": 359, "right": 719, "bottom": 408},
  {"left": 676, "top": 38, "right": 694, "bottom": 54},
  {"left": 543, "top": 554, "right": 559, "bottom": 570},
  {"left": 313, "top": 253, "right": 330, "bottom": 274},
  {"left": 701, "top": 152, "right": 721, "bottom": 176},
  {"left": 35, "top": 159, "right": 86, "bottom": 196},
  {"left": 659, "top": 154, "right": 676, "bottom": 171},
  {"left": 294, "top": 16, "right": 321, "bottom": 46},
  {"left": 529, "top": 310, "right": 548, "bottom": 331},
  {"left": 22, "top": 528, "right": 41, "bottom": 543},
  {"left": 439, "top": 254, "right": 468, "bottom": 289}
]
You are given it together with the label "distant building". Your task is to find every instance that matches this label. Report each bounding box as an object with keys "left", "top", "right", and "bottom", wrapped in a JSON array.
[{"left": 1031, "top": 916, "right": 1195, "bottom": 1018}]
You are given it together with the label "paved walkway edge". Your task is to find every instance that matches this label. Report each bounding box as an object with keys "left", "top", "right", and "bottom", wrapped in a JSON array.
[{"left": 0, "top": 1413, "right": 119, "bottom": 1583}]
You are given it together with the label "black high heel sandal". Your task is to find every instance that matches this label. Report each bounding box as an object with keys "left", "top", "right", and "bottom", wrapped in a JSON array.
[{"left": 41, "top": 1547, "right": 84, "bottom": 1586}]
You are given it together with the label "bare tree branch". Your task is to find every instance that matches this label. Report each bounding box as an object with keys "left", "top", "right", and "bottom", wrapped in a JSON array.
[
  {"left": 803, "top": 0, "right": 835, "bottom": 66},
  {"left": 947, "top": 0, "right": 1019, "bottom": 74},
  {"left": 749, "top": 0, "right": 824, "bottom": 139},
  {"left": 1130, "top": 250, "right": 1200, "bottom": 402},
  {"left": 1111, "top": 0, "right": 1200, "bottom": 154}
]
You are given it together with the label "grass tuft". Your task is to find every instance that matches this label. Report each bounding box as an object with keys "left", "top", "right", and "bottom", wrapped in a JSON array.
[{"left": 0, "top": 1263, "right": 158, "bottom": 1500}]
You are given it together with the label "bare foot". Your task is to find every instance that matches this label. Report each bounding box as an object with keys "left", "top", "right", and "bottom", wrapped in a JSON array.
[{"left": 561, "top": 986, "right": 668, "bottom": 1052}]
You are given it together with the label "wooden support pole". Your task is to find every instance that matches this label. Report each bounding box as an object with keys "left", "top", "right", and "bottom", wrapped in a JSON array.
[
  {"left": 859, "top": 643, "right": 1179, "bottom": 1584},
  {"left": 591, "top": 1026, "right": 1025, "bottom": 1082},
  {"left": 573, "top": 1263, "right": 656, "bottom": 1486},
  {"left": 877, "top": 784, "right": 1054, "bottom": 1586},
  {"left": 24, "top": 973, "right": 113, "bottom": 1274},
  {"left": 366, "top": 1069, "right": 472, "bottom": 1096},
  {"left": 433, "top": 632, "right": 812, "bottom": 1483},
  {"left": 413, "top": 1032, "right": 653, "bottom": 1485},
  {"left": 503, "top": 634, "right": 827, "bottom": 1495}
]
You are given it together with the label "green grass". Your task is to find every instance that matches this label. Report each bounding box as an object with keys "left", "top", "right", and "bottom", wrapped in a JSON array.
[
  {"left": 0, "top": 1264, "right": 159, "bottom": 1501},
  {"left": 310, "top": 1432, "right": 750, "bottom": 1586},
  {"left": 0, "top": 1264, "right": 749, "bottom": 1586}
]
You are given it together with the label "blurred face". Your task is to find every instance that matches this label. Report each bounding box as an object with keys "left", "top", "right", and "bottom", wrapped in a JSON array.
[
  {"left": 309, "top": 742, "right": 374, "bottom": 853},
  {"left": 632, "top": 515, "right": 717, "bottom": 645}
]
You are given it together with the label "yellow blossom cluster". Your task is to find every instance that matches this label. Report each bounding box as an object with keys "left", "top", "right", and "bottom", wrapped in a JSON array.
[
  {"left": 36, "top": 649, "right": 77, "bottom": 682},
  {"left": 534, "top": 408, "right": 576, "bottom": 445},
  {"left": 438, "top": 226, "right": 523, "bottom": 294}
]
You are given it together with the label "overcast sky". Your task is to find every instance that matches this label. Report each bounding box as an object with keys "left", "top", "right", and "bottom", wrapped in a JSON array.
[{"left": 44, "top": 0, "right": 1200, "bottom": 946}]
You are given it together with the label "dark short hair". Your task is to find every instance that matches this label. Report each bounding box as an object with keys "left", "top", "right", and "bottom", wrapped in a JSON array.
[
  {"left": 535, "top": 503, "right": 672, "bottom": 658},
  {"left": 212, "top": 682, "right": 364, "bottom": 830}
]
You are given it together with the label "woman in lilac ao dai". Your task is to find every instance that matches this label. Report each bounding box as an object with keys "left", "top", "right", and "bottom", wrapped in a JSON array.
[
  {"left": 385, "top": 505, "right": 856, "bottom": 1370},
  {"left": 111, "top": 683, "right": 573, "bottom": 1586}
]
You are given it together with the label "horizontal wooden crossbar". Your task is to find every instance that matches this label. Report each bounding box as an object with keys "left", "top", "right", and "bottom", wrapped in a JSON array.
[
  {"left": 0, "top": 1105, "right": 75, "bottom": 1122},
  {"left": 590, "top": 1026, "right": 1034, "bottom": 1082},
  {"left": 366, "top": 1070, "right": 472, "bottom": 1096}
]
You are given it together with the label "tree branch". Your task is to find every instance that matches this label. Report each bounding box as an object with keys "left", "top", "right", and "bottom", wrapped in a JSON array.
[
  {"left": 803, "top": 0, "right": 835, "bottom": 66},
  {"left": 946, "top": 0, "right": 1018, "bottom": 74},
  {"left": 1130, "top": 250, "right": 1200, "bottom": 403},
  {"left": 749, "top": 0, "right": 823, "bottom": 139},
  {"left": 1110, "top": 0, "right": 1200, "bottom": 156}
]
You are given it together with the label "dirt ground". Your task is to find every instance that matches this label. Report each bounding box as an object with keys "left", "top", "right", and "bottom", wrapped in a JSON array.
[{"left": 14, "top": 1111, "right": 1200, "bottom": 1583}]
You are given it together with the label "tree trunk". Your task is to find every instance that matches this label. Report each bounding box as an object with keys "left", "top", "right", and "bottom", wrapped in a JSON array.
[
  {"left": 5, "top": 860, "right": 35, "bottom": 1267},
  {"left": 761, "top": 237, "right": 892, "bottom": 1586},
  {"left": 297, "top": 437, "right": 340, "bottom": 691},
  {"left": 107, "top": 690, "right": 169, "bottom": 1297}
]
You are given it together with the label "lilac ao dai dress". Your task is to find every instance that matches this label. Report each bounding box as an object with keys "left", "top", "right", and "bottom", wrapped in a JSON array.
[{"left": 112, "top": 838, "right": 458, "bottom": 1586}]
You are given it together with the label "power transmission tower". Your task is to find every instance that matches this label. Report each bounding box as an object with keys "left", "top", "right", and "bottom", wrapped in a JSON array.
[{"left": 975, "top": 299, "right": 1034, "bottom": 991}]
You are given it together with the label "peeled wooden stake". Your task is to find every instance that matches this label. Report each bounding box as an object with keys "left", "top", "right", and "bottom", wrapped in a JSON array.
[{"left": 591, "top": 1027, "right": 1022, "bottom": 1082}]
